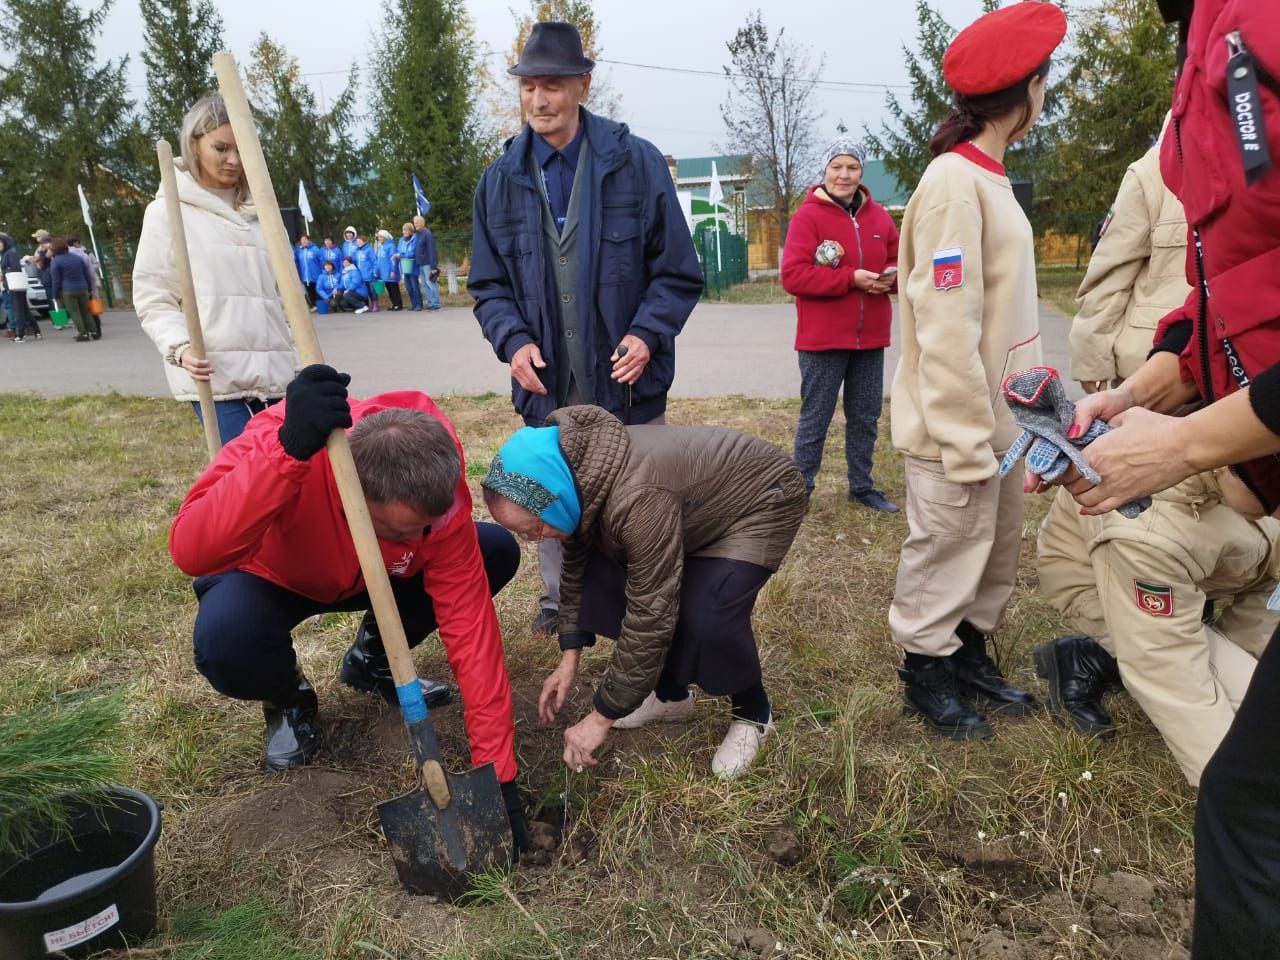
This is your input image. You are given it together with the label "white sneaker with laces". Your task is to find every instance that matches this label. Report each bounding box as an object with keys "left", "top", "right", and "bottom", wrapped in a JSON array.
[
  {"left": 712, "top": 717, "right": 773, "bottom": 779},
  {"left": 612, "top": 690, "right": 696, "bottom": 729}
]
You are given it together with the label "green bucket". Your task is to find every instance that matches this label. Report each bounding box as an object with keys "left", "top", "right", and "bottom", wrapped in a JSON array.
[
  {"left": 372, "top": 280, "right": 386, "bottom": 295},
  {"left": 49, "top": 308, "right": 69, "bottom": 329}
]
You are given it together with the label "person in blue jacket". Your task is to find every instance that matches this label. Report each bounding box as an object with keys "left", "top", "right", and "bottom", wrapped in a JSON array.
[
  {"left": 341, "top": 226, "right": 358, "bottom": 261},
  {"left": 315, "top": 259, "right": 343, "bottom": 311},
  {"left": 397, "top": 222, "right": 422, "bottom": 311},
  {"left": 338, "top": 256, "right": 368, "bottom": 314},
  {"left": 469, "top": 20, "right": 703, "bottom": 637},
  {"left": 413, "top": 214, "right": 441, "bottom": 311},
  {"left": 319, "top": 237, "right": 342, "bottom": 273},
  {"left": 353, "top": 234, "right": 379, "bottom": 312},
  {"left": 294, "top": 234, "right": 324, "bottom": 310},
  {"left": 375, "top": 229, "right": 403, "bottom": 311}
]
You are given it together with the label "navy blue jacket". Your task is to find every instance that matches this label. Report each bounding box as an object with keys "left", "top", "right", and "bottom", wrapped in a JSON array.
[
  {"left": 470, "top": 109, "right": 703, "bottom": 425},
  {"left": 414, "top": 228, "right": 437, "bottom": 269},
  {"left": 51, "top": 251, "right": 92, "bottom": 300}
]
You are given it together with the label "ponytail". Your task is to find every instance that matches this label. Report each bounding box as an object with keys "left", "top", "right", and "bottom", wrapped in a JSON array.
[{"left": 928, "top": 59, "right": 1052, "bottom": 158}]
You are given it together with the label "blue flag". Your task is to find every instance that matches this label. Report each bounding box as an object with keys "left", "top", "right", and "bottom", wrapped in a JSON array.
[{"left": 412, "top": 172, "right": 431, "bottom": 216}]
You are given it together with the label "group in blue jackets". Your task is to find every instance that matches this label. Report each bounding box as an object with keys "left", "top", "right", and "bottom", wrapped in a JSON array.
[{"left": 296, "top": 226, "right": 422, "bottom": 314}]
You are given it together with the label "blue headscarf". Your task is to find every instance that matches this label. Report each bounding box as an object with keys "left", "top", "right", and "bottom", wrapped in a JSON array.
[{"left": 482, "top": 426, "right": 582, "bottom": 534}]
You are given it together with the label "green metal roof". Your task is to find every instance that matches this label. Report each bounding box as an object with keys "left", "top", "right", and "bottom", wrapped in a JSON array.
[
  {"left": 674, "top": 155, "right": 751, "bottom": 181},
  {"left": 860, "top": 160, "right": 911, "bottom": 209}
]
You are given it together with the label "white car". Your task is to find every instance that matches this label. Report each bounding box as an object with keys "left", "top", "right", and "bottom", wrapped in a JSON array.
[{"left": 22, "top": 262, "right": 51, "bottom": 319}]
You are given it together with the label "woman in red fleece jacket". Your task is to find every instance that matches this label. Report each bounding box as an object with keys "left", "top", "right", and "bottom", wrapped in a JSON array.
[{"left": 781, "top": 137, "right": 899, "bottom": 511}]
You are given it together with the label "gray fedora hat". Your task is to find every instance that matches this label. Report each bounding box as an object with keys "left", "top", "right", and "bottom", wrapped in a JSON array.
[{"left": 508, "top": 21, "right": 595, "bottom": 77}]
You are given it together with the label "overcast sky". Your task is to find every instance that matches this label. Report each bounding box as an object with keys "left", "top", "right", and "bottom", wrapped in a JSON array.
[{"left": 99, "top": 0, "right": 994, "bottom": 160}]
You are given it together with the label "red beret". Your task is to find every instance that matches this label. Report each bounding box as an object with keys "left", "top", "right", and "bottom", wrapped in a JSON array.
[{"left": 943, "top": 2, "right": 1067, "bottom": 97}]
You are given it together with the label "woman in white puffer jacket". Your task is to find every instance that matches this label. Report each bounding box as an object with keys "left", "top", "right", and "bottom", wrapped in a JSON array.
[{"left": 133, "top": 93, "right": 298, "bottom": 441}]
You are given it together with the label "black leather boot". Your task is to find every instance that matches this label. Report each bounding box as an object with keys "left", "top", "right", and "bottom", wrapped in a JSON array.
[
  {"left": 340, "top": 612, "right": 452, "bottom": 708},
  {"left": 1033, "top": 634, "right": 1117, "bottom": 738},
  {"left": 951, "top": 621, "right": 1038, "bottom": 716},
  {"left": 899, "top": 654, "right": 993, "bottom": 741},
  {"left": 263, "top": 670, "right": 320, "bottom": 771}
]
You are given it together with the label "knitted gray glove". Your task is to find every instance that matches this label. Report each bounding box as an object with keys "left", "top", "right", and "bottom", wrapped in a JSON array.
[{"left": 997, "top": 366, "right": 1151, "bottom": 519}]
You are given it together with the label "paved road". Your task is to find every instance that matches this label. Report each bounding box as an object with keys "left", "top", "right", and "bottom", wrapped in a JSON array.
[{"left": 0, "top": 300, "right": 1078, "bottom": 400}]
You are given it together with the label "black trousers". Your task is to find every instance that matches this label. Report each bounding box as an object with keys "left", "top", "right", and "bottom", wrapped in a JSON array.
[
  {"left": 1193, "top": 621, "right": 1280, "bottom": 958},
  {"left": 191, "top": 522, "right": 519, "bottom": 701}
]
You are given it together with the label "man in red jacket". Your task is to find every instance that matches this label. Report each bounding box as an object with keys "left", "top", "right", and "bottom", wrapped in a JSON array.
[{"left": 169, "top": 366, "right": 525, "bottom": 840}]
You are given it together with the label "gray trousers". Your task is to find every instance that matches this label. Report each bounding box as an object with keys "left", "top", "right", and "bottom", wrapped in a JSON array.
[
  {"left": 538, "top": 386, "right": 665, "bottom": 611},
  {"left": 793, "top": 348, "right": 885, "bottom": 496}
]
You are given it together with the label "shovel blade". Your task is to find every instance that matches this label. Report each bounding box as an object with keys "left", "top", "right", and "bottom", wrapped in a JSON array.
[{"left": 377, "top": 761, "right": 510, "bottom": 900}]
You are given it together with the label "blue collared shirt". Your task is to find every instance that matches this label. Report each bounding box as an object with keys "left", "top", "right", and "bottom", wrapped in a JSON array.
[{"left": 531, "top": 123, "right": 585, "bottom": 231}]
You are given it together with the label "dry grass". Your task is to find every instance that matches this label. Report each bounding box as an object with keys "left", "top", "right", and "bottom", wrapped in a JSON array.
[{"left": 0, "top": 393, "right": 1195, "bottom": 960}]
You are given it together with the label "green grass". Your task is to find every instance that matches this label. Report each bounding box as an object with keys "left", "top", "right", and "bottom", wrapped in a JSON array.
[{"left": 0, "top": 393, "right": 1195, "bottom": 960}]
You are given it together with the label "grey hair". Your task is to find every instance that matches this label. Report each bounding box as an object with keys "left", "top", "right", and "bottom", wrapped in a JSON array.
[
  {"left": 179, "top": 93, "right": 249, "bottom": 204},
  {"left": 349, "top": 409, "right": 461, "bottom": 516}
]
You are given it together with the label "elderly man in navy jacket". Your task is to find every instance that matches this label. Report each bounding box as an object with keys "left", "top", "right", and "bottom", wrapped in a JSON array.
[{"left": 470, "top": 20, "right": 703, "bottom": 637}]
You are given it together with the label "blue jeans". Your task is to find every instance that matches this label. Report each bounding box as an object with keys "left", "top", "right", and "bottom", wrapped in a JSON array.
[
  {"left": 191, "top": 522, "right": 520, "bottom": 700},
  {"left": 421, "top": 273, "right": 441, "bottom": 308},
  {"left": 403, "top": 267, "right": 423, "bottom": 309},
  {"left": 191, "top": 397, "right": 277, "bottom": 443}
]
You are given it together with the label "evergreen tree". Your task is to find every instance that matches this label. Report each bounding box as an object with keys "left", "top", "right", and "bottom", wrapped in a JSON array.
[
  {"left": 368, "top": 0, "right": 490, "bottom": 247},
  {"left": 861, "top": 0, "right": 957, "bottom": 195},
  {"left": 138, "top": 0, "right": 226, "bottom": 142},
  {"left": 243, "top": 35, "right": 367, "bottom": 238},
  {"left": 720, "top": 10, "right": 822, "bottom": 256},
  {"left": 0, "top": 0, "right": 148, "bottom": 261},
  {"left": 489, "top": 0, "right": 622, "bottom": 139},
  {"left": 1049, "top": 0, "right": 1177, "bottom": 261}
]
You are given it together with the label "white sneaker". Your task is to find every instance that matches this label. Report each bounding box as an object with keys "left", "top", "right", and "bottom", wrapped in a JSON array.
[
  {"left": 612, "top": 690, "right": 695, "bottom": 729},
  {"left": 712, "top": 717, "right": 773, "bottom": 780},
  {"left": 354, "top": 306, "right": 369, "bottom": 314}
]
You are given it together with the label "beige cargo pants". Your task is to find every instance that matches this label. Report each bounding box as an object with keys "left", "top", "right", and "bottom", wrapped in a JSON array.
[{"left": 1036, "top": 478, "right": 1280, "bottom": 785}]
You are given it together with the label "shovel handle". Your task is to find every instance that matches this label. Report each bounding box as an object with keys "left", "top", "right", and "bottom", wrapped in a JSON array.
[
  {"left": 212, "top": 52, "right": 435, "bottom": 738},
  {"left": 156, "top": 139, "right": 221, "bottom": 461}
]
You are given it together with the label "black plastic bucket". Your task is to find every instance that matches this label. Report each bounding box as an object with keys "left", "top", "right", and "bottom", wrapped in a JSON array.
[{"left": 0, "top": 785, "right": 162, "bottom": 958}]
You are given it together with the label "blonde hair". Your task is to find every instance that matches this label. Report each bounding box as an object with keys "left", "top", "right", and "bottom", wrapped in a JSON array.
[{"left": 179, "top": 93, "right": 249, "bottom": 204}]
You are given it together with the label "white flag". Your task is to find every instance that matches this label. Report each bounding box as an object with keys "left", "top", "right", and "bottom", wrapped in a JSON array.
[
  {"left": 77, "top": 183, "right": 93, "bottom": 228},
  {"left": 708, "top": 161, "right": 724, "bottom": 207},
  {"left": 297, "top": 180, "right": 314, "bottom": 224}
]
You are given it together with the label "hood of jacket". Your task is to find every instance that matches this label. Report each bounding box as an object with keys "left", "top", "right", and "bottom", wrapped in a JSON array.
[
  {"left": 157, "top": 158, "right": 258, "bottom": 227},
  {"left": 546, "top": 404, "right": 629, "bottom": 536}
]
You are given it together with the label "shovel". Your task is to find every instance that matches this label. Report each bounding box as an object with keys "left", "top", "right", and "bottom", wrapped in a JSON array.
[
  {"left": 212, "top": 52, "right": 511, "bottom": 900},
  {"left": 155, "top": 138, "right": 221, "bottom": 462}
]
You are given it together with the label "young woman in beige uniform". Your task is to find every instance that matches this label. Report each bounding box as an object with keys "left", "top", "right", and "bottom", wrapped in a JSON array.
[{"left": 888, "top": 1, "right": 1066, "bottom": 740}]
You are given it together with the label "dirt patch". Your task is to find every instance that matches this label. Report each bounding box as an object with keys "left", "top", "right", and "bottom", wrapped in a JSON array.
[{"left": 200, "top": 768, "right": 379, "bottom": 863}]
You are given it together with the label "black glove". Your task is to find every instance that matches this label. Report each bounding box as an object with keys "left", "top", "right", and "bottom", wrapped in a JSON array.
[
  {"left": 278, "top": 364, "right": 352, "bottom": 461},
  {"left": 500, "top": 779, "right": 529, "bottom": 856},
  {"left": 428, "top": 267, "right": 441, "bottom": 282}
]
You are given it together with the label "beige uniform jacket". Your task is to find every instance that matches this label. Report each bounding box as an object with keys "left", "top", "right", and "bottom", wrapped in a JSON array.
[
  {"left": 1070, "top": 144, "right": 1191, "bottom": 383},
  {"left": 890, "top": 151, "right": 1042, "bottom": 484}
]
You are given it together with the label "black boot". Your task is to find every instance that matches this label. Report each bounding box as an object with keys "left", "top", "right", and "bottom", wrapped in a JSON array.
[
  {"left": 951, "top": 621, "right": 1038, "bottom": 716},
  {"left": 340, "top": 612, "right": 452, "bottom": 708},
  {"left": 899, "top": 654, "right": 993, "bottom": 741},
  {"left": 263, "top": 670, "right": 320, "bottom": 771},
  {"left": 1033, "top": 634, "right": 1117, "bottom": 738}
]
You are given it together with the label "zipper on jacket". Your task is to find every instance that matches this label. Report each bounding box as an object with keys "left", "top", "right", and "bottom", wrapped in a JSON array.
[{"left": 846, "top": 202, "right": 865, "bottom": 348}]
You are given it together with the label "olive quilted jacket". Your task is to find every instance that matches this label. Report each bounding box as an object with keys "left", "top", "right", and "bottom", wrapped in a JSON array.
[{"left": 549, "top": 405, "right": 806, "bottom": 716}]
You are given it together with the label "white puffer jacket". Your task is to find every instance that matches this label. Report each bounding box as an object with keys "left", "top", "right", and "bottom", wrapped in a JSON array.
[{"left": 133, "top": 161, "right": 298, "bottom": 402}]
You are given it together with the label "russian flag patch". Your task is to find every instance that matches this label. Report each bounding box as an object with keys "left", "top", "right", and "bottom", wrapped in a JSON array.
[{"left": 932, "top": 247, "right": 964, "bottom": 290}]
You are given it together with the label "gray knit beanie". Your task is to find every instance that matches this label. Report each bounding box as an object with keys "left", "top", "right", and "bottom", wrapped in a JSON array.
[{"left": 820, "top": 137, "right": 867, "bottom": 177}]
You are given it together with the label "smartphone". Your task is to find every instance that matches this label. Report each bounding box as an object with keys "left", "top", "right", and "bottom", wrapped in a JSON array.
[{"left": 878, "top": 266, "right": 898, "bottom": 280}]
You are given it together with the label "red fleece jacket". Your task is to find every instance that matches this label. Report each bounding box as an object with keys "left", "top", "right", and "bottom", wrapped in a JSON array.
[
  {"left": 781, "top": 184, "right": 899, "bottom": 351},
  {"left": 169, "top": 390, "right": 517, "bottom": 782}
]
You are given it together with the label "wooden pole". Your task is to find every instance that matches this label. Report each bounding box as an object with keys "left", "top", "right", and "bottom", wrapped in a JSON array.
[
  {"left": 156, "top": 139, "right": 221, "bottom": 461},
  {"left": 211, "top": 52, "right": 420, "bottom": 707}
]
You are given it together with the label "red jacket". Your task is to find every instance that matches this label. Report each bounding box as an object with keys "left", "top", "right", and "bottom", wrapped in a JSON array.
[
  {"left": 169, "top": 391, "right": 517, "bottom": 782},
  {"left": 1157, "top": 0, "right": 1280, "bottom": 508},
  {"left": 780, "top": 184, "right": 899, "bottom": 351}
]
